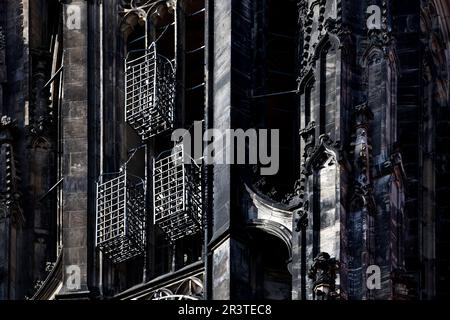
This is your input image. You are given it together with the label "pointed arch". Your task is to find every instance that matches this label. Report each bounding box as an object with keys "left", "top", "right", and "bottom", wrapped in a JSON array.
[
  {"left": 310, "top": 33, "right": 340, "bottom": 138},
  {"left": 312, "top": 33, "right": 340, "bottom": 63},
  {"left": 246, "top": 219, "right": 293, "bottom": 260},
  {"left": 30, "top": 136, "right": 51, "bottom": 151},
  {"left": 299, "top": 69, "right": 316, "bottom": 129}
]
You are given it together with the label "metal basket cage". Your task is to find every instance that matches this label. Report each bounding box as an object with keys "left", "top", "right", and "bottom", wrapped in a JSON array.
[
  {"left": 95, "top": 171, "right": 146, "bottom": 263},
  {"left": 125, "top": 42, "right": 175, "bottom": 140},
  {"left": 153, "top": 144, "right": 202, "bottom": 242}
]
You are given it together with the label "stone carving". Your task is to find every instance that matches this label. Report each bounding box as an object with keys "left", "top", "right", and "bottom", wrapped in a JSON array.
[
  {"left": 304, "top": 133, "right": 339, "bottom": 174},
  {"left": 299, "top": 0, "right": 346, "bottom": 74},
  {"left": 363, "top": 1, "right": 396, "bottom": 62},
  {"left": 0, "top": 116, "right": 22, "bottom": 224},
  {"left": 352, "top": 103, "right": 376, "bottom": 213},
  {"left": 308, "top": 252, "right": 340, "bottom": 299},
  {"left": 45, "top": 262, "right": 56, "bottom": 273},
  {"left": 0, "top": 27, "right": 5, "bottom": 50},
  {"left": 297, "top": 0, "right": 308, "bottom": 19},
  {"left": 295, "top": 200, "right": 309, "bottom": 232},
  {"left": 33, "top": 280, "right": 45, "bottom": 292},
  {"left": 166, "top": 0, "right": 176, "bottom": 12},
  {"left": 29, "top": 59, "right": 54, "bottom": 137},
  {"left": 0, "top": 115, "right": 14, "bottom": 128},
  {"left": 0, "top": 116, "right": 17, "bottom": 148},
  {"left": 300, "top": 121, "right": 316, "bottom": 160},
  {"left": 294, "top": 122, "right": 316, "bottom": 231}
]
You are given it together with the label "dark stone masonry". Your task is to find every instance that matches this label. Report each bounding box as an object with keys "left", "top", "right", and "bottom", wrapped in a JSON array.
[{"left": 0, "top": 0, "right": 449, "bottom": 300}]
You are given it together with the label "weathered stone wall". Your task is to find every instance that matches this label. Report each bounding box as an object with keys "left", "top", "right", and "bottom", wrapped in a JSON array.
[
  {"left": 420, "top": 0, "right": 450, "bottom": 299},
  {"left": 0, "top": 0, "right": 448, "bottom": 300},
  {"left": 294, "top": 0, "right": 353, "bottom": 300},
  {"left": 58, "top": 0, "right": 90, "bottom": 297},
  {"left": 0, "top": 0, "right": 30, "bottom": 300},
  {"left": 292, "top": 0, "right": 412, "bottom": 300}
]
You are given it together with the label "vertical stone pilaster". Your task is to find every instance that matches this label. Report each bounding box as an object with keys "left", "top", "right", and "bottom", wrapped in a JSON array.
[
  {"left": 209, "top": 0, "right": 232, "bottom": 298},
  {"left": 208, "top": 0, "right": 256, "bottom": 300},
  {"left": 360, "top": 0, "right": 405, "bottom": 300},
  {"left": 58, "top": 0, "right": 90, "bottom": 298},
  {"left": 348, "top": 103, "right": 375, "bottom": 299}
]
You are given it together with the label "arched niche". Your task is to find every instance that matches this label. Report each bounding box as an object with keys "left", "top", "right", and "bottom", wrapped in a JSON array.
[
  {"left": 303, "top": 135, "right": 340, "bottom": 259},
  {"left": 313, "top": 35, "right": 340, "bottom": 140},
  {"left": 246, "top": 219, "right": 293, "bottom": 260},
  {"left": 244, "top": 223, "right": 293, "bottom": 300},
  {"left": 361, "top": 42, "right": 399, "bottom": 158},
  {"left": 311, "top": 153, "right": 339, "bottom": 256},
  {"left": 298, "top": 70, "right": 316, "bottom": 129}
]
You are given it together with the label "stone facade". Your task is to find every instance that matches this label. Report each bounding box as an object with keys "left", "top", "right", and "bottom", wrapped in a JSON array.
[{"left": 0, "top": 0, "right": 448, "bottom": 300}]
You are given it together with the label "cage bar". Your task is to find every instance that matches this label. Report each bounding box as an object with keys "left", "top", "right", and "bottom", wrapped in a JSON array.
[
  {"left": 95, "top": 171, "right": 146, "bottom": 263},
  {"left": 125, "top": 42, "right": 175, "bottom": 140},
  {"left": 153, "top": 144, "right": 202, "bottom": 242}
]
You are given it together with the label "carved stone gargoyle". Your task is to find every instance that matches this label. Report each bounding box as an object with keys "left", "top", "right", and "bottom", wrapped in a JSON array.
[{"left": 308, "top": 252, "right": 340, "bottom": 300}]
